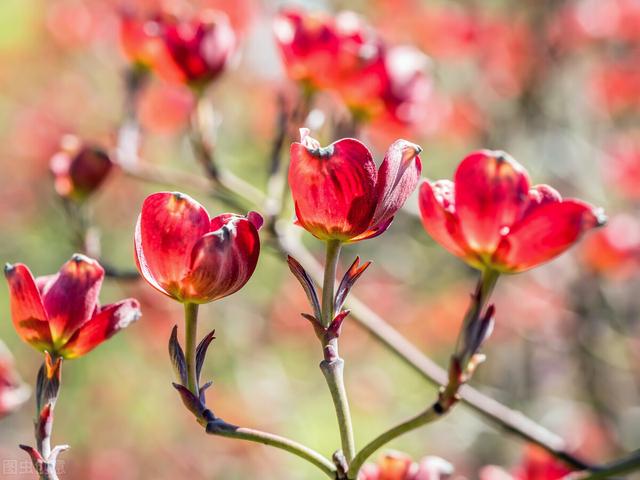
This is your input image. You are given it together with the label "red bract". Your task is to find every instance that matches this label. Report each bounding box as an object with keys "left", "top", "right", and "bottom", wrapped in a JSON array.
[
  {"left": 134, "top": 192, "right": 262, "bottom": 303},
  {"left": 289, "top": 129, "right": 422, "bottom": 242},
  {"left": 49, "top": 135, "right": 113, "bottom": 201},
  {"left": 161, "top": 10, "right": 236, "bottom": 88},
  {"left": 4, "top": 255, "right": 140, "bottom": 359},
  {"left": 0, "top": 341, "right": 30, "bottom": 418},
  {"left": 419, "top": 150, "right": 605, "bottom": 273}
]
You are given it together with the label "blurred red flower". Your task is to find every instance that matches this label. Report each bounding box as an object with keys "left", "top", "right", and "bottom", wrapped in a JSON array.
[
  {"left": 419, "top": 150, "right": 605, "bottom": 272},
  {"left": 481, "top": 446, "right": 573, "bottom": 480},
  {"left": 120, "top": 9, "right": 236, "bottom": 88},
  {"left": 274, "top": 9, "right": 433, "bottom": 128},
  {"left": 49, "top": 135, "right": 114, "bottom": 201},
  {"left": 4, "top": 254, "right": 140, "bottom": 359},
  {"left": 288, "top": 129, "right": 422, "bottom": 242},
  {"left": 359, "top": 451, "right": 453, "bottom": 480},
  {"left": 134, "top": 192, "right": 262, "bottom": 303},
  {"left": 0, "top": 341, "right": 30, "bottom": 419},
  {"left": 603, "top": 134, "right": 640, "bottom": 199},
  {"left": 581, "top": 214, "right": 640, "bottom": 277}
]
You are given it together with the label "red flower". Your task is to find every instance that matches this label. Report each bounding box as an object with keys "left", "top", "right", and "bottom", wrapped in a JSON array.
[
  {"left": 289, "top": 129, "right": 422, "bottom": 242},
  {"left": 580, "top": 214, "right": 640, "bottom": 277},
  {"left": 273, "top": 9, "right": 378, "bottom": 91},
  {"left": 4, "top": 255, "right": 140, "bottom": 359},
  {"left": 274, "top": 9, "right": 432, "bottom": 128},
  {"left": 161, "top": 10, "right": 236, "bottom": 87},
  {"left": 49, "top": 135, "right": 113, "bottom": 201},
  {"left": 134, "top": 192, "right": 262, "bottom": 303},
  {"left": 419, "top": 150, "right": 605, "bottom": 273},
  {"left": 0, "top": 341, "right": 30, "bottom": 418},
  {"left": 359, "top": 452, "right": 453, "bottom": 480}
]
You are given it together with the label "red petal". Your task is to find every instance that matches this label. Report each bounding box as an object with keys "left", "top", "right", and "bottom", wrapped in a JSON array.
[
  {"left": 288, "top": 131, "right": 377, "bottom": 241},
  {"left": 455, "top": 150, "right": 530, "bottom": 254},
  {"left": 418, "top": 180, "right": 472, "bottom": 260},
  {"left": 493, "top": 200, "right": 605, "bottom": 272},
  {"left": 4, "top": 264, "right": 52, "bottom": 352},
  {"left": 523, "top": 184, "right": 561, "bottom": 216},
  {"left": 182, "top": 214, "right": 261, "bottom": 303},
  {"left": 369, "top": 139, "right": 422, "bottom": 230},
  {"left": 60, "top": 299, "right": 141, "bottom": 359},
  {"left": 135, "top": 192, "right": 210, "bottom": 300},
  {"left": 42, "top": 254, "right": 104, "bottom": 346}
]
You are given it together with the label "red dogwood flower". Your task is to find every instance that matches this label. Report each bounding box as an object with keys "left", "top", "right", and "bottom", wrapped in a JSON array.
[
  {"left": 289, "top": 129, "right": 422, "bottom": 242},
  {"left": 49, "top": 135, "right": 113, "bottom": 201},
  {"left": 4, "top": 254, "right": 140, "bottom": 359},
  {"left": 419, "top": 150, "right": 605, "bottom": 273},
  {"left": 134, "top": 192, "right": 262, "bottom": 303},
  {"left": 161, "top": 10, "right": 236, "bottom": 88}
]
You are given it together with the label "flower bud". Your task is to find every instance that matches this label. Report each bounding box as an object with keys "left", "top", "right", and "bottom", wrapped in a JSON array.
[{"left": 50, "top": 135, "right": 113, "bottom": 202}]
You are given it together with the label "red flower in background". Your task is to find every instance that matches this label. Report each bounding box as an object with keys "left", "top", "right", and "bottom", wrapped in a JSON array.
[
  {"left": 120, "top": 9, "right": 236, "bottom": 88},
  {"left": 161, "top": 10, "right": 236, "bottom": 87},
  {"left": 274, "top": 9, "right": 432, "bottom": 128},
  {"left": 481, "top": 446, "right": 573, "bottom": 480},
  {"left": 604, "top": 134, "right": 640, "bottom": 200},
  {"left": 289, "top": 129, "right": 422, "bottom": 242},
  {"left": 0, "top": 341, "right": 30, "bottom": 419},
  {"left": 134, "top": 192, "right": 262, "bottom": 303},
  {"left": 359, "top": 451, "right": 453, "bottom": 480},
  {"left": 419, "top": 150, "right": 605, "bottom": 273},
  {"left": 581, "top": 214, "right": 640, "bottom": 277},
  {"left": 273, "top": 9, "right": 378, "bottom": 91},
  {"left": 590, "top": 59, "right": 640, "bottom": 116},
  {"left": 4, "top": 255, "right": 140, "bottom": 359},
  {"left": 49, "top": 135, "right": 113, "bottom": 201}
]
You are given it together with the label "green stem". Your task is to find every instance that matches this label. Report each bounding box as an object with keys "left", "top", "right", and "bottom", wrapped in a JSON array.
[
  {"left": 321, "top": 240, "right": 342, "bottom": 328},
  {"left": 347, "top": 402, "right": 444, "bottom": 478},
  {"left": 208, "top": 420, "right": 337, "bottom": 478},
  {"left": 347, "top": 269, "right": 500, "bottom": 479},
  {"left": 184, "top": 303, "right": 199, "bottom": 394},
  {"left": 321, "top": 357, "right": 356, "bottom": 463},
  {"left": 319, "top": 239, "right": 356, "bottom": 463}
]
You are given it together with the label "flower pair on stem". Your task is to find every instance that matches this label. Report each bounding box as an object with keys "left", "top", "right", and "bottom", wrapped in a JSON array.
[{"left": 285, "top": 131, "right": 603, "bottom": 478}]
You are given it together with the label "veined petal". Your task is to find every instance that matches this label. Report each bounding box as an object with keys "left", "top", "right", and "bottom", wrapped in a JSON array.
[
  {"left": 42, "top": 254, "right": 104, "bottom": 347},
  {"left": 182, "top": 214, "right": 261, "bottom": 303},
  {"left": 60, "top": 299, "right": 141, "bottom": 359},
  {"left": 418, "top": 180, "right": 470, "bottom": 259},
  {"left": 289, "top": 131, "right": 378, "bottom": 241},
  {"left": 135, "top": 192, "right": 210, "bottom": 300},
  {"left": 370, "top": 139, "right": 422, "bottom": 230},
  {"left": 4, "top": 264, "right": 52, "bottom": 352},
  {"left": 455, "top": 150, "right": 530, "bottom": 254},
  {"left": 493, "top": 199, "right": 605, "bottom": 272}
]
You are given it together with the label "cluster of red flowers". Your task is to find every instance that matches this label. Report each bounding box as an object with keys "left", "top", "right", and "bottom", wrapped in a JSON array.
[
  {"left": 274, "top": 9, "right": 432, "bottom": 129},
  {"left": 120, "top": 8, "right": 236, "bottom": 89}
]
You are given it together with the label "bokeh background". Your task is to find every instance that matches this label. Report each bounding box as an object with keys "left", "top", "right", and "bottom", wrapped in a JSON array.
[{"left": 1, "top": 0, "right": 639, "bottom": 478}]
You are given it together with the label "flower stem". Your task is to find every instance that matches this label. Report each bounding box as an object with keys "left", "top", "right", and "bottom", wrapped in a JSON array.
[
  {"left": 184, "top": 302, "right": 200, "bottom": 394},
  {"left": 321, "top": 240, "right": 342, "bottom": 328},
  {"left": 347, "top": 269, "right": 499, "bottom": 479},
  {"left": 319, "top": 239, "right": 356, "bottom": 464},
  {"left": 207, "top": 419, "right": 337, "bottom": 478}
]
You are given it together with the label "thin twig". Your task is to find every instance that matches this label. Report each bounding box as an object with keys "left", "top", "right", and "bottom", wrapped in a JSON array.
[{"left": 564, "top": 450, "right": 640, "bottom": 480}]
